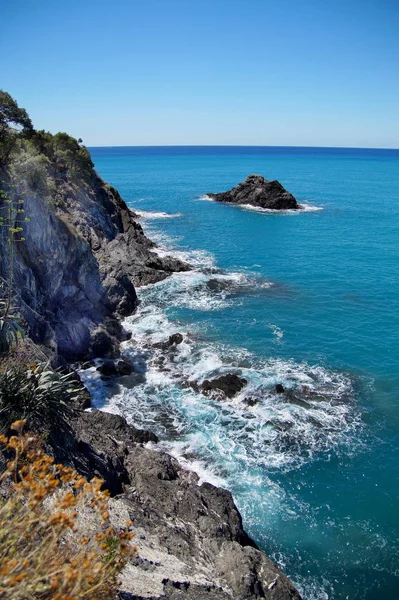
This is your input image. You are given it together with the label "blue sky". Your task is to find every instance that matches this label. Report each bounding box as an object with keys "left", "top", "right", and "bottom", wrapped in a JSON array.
[{"left": 1, "top": 0, "right": 398, "bottom": 147}]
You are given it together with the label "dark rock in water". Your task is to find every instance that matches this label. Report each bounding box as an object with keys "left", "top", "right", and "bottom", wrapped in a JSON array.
[
  {"left": 96, "top": 357, "right": 135, "bottom": 377},
  {"left": 207, "top": 174, "right": 300, "bottom": 210},
  {"left": 96, "top": 359, "right": 119, "bottom": 377},
  {"left": 90, "top": 327, "right": 120, "bottom": 358},
  {"left": 243, "top": 397, "right": 259, "bottom": 407},
  {"left": 153, "top": 333, "right": 184, "bottom": 351},
  {"left": 275, "top": 383, "right": 286, "bottom": 394},
  {"left": 116, "top": 357, "right": 135, "bottom": 376},
  {"left": 201, "top": 374, "right": 248, "bottom": 399},
  {"left": 168, "top": 332, "right": 184, "bottom": 346}
]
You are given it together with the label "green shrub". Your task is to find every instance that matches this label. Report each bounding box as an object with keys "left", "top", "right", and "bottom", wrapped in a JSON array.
[
  {"left": 0, "top": 363, "right": 81, "bottom": 432},
  {"left": 0, "top": 313, "right": 24, "bottom": 354}
]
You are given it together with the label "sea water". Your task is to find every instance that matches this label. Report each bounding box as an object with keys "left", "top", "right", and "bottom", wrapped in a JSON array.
[{"left": 85, "top": 146, "right": 399, "bottom": 599}]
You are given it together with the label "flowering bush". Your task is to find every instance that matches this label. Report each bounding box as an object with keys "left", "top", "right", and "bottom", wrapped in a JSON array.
[{"left": 0, "top": 421, "right": 136, "bottom": 599}]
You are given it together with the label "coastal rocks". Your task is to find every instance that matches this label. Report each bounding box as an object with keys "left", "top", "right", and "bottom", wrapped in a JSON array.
[
  {"left": 201, "top": 374, "right": 248, "bottom": 399},
  {"left": 207, "top": 175, "right": 300, "bottom": 210},
  {"left": 45, "top": 409, "right": 158, "bottom": 496},
  {"left": 41, "top": 407, "right": 301, "bottom": 599},
  {"left": 111, "top": 448, "right": 301, "bottom": 600},
  {"left": 153, "top": 332, "right": 185, "bottom": 351},
  {"left": 96, "top": 356, "right": 135, "bottom": 377}
]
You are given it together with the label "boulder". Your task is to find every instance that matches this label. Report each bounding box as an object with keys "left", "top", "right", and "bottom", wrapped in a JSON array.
[
  {"left": 116, "top": 357, "right": 135, "bottom": 376},
  {"left": 96, "top": 358, "right": 119, "bottom": 377},
  {"left": 207, "top": 175, "right": 300, "bottom": 210},
  {"left": 168, "top": 333, "right": 184, "bottom": 346},
  {"left": 201, "top": 374, "right": 248, "bottom": 399}
]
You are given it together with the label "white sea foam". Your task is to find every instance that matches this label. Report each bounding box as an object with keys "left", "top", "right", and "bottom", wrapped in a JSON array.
[
  {"left": 79, "top": 219, "right": 361, "bottom": 477},
  {"left": 200, "top": 194, "right": 323, "bottom": 213},
  {"left": 240, "top": 203, "right": 323, "bottom": 214},
  {"left": 269, "top": 323, "right": 284, "bottom": 342},
  {"left": 135, "top": 209, "right": 183, "bottom": 219}
]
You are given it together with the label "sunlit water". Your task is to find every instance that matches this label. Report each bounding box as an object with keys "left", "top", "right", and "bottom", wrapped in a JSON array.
[{"left": 84, "top": 146, "right": 399, "bottom": 599}]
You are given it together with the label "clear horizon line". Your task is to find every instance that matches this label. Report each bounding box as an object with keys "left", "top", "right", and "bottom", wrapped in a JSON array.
[{"left": 86, "top": 143, "right": 399, "bottom": 151}]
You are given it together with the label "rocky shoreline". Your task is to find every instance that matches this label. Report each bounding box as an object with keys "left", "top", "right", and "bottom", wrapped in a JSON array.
[
  {"left": 1, "top": 141, "right": 302, "bottom": 598},
  {"left": 207, "top": 174, "right": 300, "bottom": 210}
]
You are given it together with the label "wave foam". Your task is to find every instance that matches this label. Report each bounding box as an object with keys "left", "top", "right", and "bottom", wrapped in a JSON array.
[
  {"left": 135, "top": 209, "right": 183, "bottom": 219},
  {"left": 240, "top": 203, "right": 323, "bottom": 214}
]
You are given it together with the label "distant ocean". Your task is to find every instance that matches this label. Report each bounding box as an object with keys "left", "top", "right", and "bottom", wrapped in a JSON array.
[{"left": 86, "top": 146, "right": 399, "bottom": 600}]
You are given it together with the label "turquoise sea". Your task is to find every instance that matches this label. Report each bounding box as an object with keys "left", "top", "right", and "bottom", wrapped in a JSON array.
[{"left": 87, "top": 146, "right": 399, "bottom": 599}]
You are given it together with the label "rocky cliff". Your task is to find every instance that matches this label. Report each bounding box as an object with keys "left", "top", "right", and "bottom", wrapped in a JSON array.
[
  {"left": 0, "top": 150, "right": 189, "bottom": 361},
  {"left": 207, "top": 175, "right": 300, "bottom": 210}
]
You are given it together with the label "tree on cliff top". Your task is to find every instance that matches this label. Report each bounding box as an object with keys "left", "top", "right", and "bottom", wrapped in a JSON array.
[
  {"left": 0, "top": 90, "right": 33, "bottom": 134},
  {"left": 0, "top": 91, "right": 33, "bottom": 168}
]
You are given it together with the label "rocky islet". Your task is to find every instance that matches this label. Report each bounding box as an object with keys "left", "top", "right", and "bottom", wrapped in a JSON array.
[{"left": 207, "top": 174, "right": 300, "bottom": 210}]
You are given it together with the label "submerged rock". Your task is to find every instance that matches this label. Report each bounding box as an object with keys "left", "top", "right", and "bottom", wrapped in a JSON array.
[
  {"left": 201, "top": 374, "right": 248, "bottom": 398},
  {"left": 275, "top": 383, "right": 286, "bottom": 394},
  {"left": 207, "top": 174, "right": 300, "bottom": 210}
]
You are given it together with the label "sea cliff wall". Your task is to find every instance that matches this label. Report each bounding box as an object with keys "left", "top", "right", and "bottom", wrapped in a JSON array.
[{"left": 0, "top": 149, "right": 188, "bottom": 361}]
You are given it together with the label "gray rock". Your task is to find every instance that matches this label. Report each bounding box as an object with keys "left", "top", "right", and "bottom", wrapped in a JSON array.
[
  {"left": 207, "top": 175, "right": 300, "bottom": 210},
  {"left": 39, "top": 406, "right": 301, "bottom": 599},
  {"left": 201, "top": 374, "right": 248, "bottom": 398}
]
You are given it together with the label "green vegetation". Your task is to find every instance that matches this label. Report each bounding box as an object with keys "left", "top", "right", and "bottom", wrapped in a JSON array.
[
  {"left": 0, "top": 362, "right": 82, "bottom": 433},
  {"left": 0, "top": 90, "right": 93, "bottom": 177},
  {"left": 0, "top": 90, "right": 33, "bottom": 167}
]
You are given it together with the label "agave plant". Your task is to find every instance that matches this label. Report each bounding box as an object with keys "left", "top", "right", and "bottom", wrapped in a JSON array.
[
  {"left": 0, "top": 313, "right": 24, "bottom": 354},
  {"left": 0, "top": 362, "right": 81, "bottom": 432}
]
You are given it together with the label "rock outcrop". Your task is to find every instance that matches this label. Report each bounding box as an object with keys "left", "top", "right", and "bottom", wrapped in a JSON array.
[
  {"left": 201, "top": 373, "right": 248, "bottom": 399},
  {"left": 207, "top": 175, "right": 300, "bottom": 210},
  {"left": 44, "top": 409, "right": 301, "bottom": 600}
]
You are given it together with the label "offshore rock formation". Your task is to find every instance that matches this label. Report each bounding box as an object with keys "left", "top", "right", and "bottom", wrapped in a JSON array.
[
  {"left": 207, "top": 175, "right": 300, "bottom": 210},
  {"left": 45, "top": 408, "right": 302, "bottom": 600},
  {"left": 0, "top": 170, "right": 189, "bottom": 361}
]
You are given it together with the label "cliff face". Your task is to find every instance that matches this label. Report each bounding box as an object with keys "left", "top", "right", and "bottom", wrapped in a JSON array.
[{"left": 0, "top": 159, "right": 189, "bottom": 360}]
